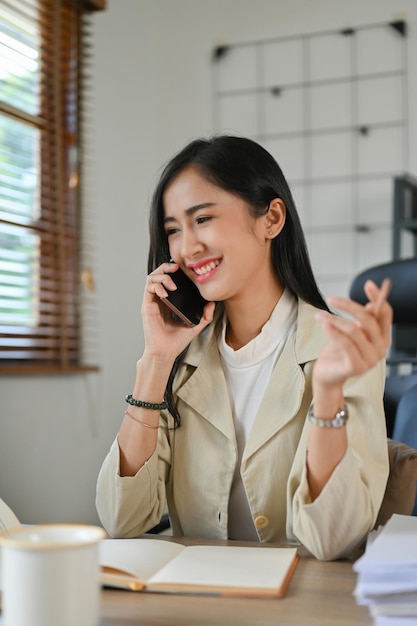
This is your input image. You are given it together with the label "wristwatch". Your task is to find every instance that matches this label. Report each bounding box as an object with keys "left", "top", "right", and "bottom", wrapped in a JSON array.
[{"left": 308, "top": 404, "right": 348, "bottom": 428}]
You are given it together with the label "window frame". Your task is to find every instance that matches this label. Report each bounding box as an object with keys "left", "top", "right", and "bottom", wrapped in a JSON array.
[{"left": 0, "top": 0, "right": 104, "bottom": 374}]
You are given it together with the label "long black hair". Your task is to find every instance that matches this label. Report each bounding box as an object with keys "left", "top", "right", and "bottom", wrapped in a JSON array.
[{"left": 148, "top": 135, "right": 329, "bottom": 424}]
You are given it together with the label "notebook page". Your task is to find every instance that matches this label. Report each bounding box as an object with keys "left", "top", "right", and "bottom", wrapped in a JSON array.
[
  {"left": 99, "top": 538, "right": 185, "bottom": 581},
  {"left": 148, "top": 545, "right": 297, "bottom": 590}
]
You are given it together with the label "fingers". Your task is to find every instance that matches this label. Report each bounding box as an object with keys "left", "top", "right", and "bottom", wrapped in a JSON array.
[
  {"left": 317, "top": 305, "right": 388, "bottom": 352},
  {"left": 315, "top": 278, "right": 393, "bottom": 368},
  {"left": 316, "top": 311, "right": 385, "bottom": 366},
  {"left": 327, "top": 278, "right": 392, "bottom": 328},
  {"left": 200, "top": 301, "right": 216, "bottom": 325},
  {"left": 146, "top": 262, "right": 179, "bottom": 299},
  {"left": 145, "top": 264, "right": 215, "bottom": 331},
  {"left": 363, "top": 280, "right": 393, "bottom": 343},
  {"left": 320, "top": 299, "right": 379, "bottom": 344},
  {"left": 317, "top": 312, "right": 386, "bottom": 365},
  {"left": 364, "top": 278, "right": 392, "bottom": 317}
]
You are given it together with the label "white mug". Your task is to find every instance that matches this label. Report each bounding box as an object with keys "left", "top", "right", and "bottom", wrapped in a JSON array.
[{"left": 0, "top": 523, "right": 106, "bottom": 626}]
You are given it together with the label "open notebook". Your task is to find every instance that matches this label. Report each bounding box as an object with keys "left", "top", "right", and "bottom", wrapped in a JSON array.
[
  {"left": 100, "top": 537, "right": 299, "bottom": 598},
  {"left": 0, "top": 498, "right": 20, "bottom": 535},
  {"left": 0, "top": 498, "right": 21, "bottom": 607}
]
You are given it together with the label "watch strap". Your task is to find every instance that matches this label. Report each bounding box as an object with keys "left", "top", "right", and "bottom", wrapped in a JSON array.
[{"left": 308, "top": 404, "right": 348, "bottom": 428}]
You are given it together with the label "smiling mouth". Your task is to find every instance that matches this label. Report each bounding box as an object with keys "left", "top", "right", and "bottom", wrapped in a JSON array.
[{"left": 193, "top": 260, "right": 221, "bottom": 276}]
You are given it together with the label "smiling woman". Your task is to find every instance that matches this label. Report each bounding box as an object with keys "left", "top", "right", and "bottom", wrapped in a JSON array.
[
  {"left": 96, "top": 135, "right": 392, "bottom": 561},
  {"left": 161, "top": 167, "right": 283, "bottom": 311},
  {"left": 0, "top": 0, "right": 104, "bottom": 374}
]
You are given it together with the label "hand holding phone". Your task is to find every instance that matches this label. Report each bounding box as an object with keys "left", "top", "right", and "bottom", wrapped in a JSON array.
[{"left": 160, "top": 267, "right": 208, "bottom": 327}]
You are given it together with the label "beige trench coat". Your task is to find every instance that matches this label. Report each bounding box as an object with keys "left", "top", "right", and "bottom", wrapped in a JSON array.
[{"left": 96, "top": 299, "right": 389, "bottom": 560}]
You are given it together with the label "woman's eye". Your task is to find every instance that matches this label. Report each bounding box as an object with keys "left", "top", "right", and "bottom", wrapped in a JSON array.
[
  {"left": 196, "top": 216, "right": 212, "bottom": 225},
  {"left": 165, "top": 227, "right": 179, "bottom": 237}
]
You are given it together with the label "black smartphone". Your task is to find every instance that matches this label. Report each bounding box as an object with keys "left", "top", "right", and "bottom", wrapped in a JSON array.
[{"left": 160, "top": 267, "right": 208, "bottom": 327}]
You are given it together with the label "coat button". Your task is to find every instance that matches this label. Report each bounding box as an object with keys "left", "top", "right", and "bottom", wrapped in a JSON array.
[{"left": 254, "top": 515, "right": 269, "bottom": 530}]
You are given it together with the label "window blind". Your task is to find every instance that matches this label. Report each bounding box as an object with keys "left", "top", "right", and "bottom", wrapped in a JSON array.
[{"left": 0, "top": 0, "right": 103, "bottom": 373}]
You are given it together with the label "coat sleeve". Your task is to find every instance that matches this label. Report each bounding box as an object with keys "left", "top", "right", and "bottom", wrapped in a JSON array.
[
  {"left": 95, "top": 418, "right": 172, "bottom": 538},
  {"left": 287, "top": 358, "right": 389, "bottom": 561}
]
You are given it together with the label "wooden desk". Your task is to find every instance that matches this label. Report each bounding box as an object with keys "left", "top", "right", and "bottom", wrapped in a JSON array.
[{"left": 99, "top": 537, "right": 371, "bottom": 626}]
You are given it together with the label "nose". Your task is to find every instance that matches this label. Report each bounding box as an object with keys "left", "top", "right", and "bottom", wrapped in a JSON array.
[{"left": 179, "top": 226, "right": 204, "bottom": 261}]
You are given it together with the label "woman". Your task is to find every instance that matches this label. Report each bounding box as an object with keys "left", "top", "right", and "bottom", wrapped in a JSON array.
[{"left": 96, "top": 135, "right": 392, "bottom": 560}]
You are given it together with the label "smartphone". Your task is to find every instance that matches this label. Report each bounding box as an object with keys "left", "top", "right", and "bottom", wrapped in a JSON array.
[{"left": 160, "top": 267, "right": 208, "bottom": 327}]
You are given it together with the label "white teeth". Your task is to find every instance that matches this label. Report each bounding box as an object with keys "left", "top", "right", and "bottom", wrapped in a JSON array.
[{"left": 194, "top": 260, "right": 220, "bottom": 275}]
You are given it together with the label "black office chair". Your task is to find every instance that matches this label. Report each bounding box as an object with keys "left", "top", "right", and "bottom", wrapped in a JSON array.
[
  {"left": 349, "top": 257, "right": 417, "bottom": 437},
  {"left": 376, "top": 438, "right": 417, "bottom": 526},
  {"left": 391, "top": 384, "right": 417, "bottom": 515}
]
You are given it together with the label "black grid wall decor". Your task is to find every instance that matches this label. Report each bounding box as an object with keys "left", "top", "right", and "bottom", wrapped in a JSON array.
[{"left": 212, "top": 20, "right": 409, "bottom": 297}]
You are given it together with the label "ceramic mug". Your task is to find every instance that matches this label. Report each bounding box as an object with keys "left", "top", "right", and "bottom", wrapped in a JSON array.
[{"left": 0, "top": 523, "right": 106, "bottom": 626}]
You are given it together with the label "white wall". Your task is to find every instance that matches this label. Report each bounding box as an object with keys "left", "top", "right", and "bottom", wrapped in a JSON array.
[{"left": 1, "top": 0, "right": 416, "bottom": 525}]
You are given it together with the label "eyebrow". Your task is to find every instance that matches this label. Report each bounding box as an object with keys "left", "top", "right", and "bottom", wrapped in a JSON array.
[{"left": 163, "top": 202, "right": 215, "bottom": 223}]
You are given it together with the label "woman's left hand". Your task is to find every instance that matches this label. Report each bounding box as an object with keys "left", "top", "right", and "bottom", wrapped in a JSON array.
[{"left": 313, "top": 279, "right": 393, "bottom": 390}]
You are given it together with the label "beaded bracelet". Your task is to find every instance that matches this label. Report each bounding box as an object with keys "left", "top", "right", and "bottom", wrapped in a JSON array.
[{"left": 125, "top": 394, "right": 167, "bottom": 411}]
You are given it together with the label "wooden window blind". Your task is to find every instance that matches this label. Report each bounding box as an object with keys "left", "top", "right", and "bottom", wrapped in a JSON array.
[{"left": 0, "top": 0, "right": 103, "bottom": 374}]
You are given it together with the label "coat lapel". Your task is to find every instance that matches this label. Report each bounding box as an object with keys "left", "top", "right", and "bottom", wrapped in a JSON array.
[
  {"left": 243, "top": 299, "right": 327, "bottom": 460},
  {"left": 242, "top": 334, "right": 305, "bottom": 460},
  {"left": 175, "top": 299, "right": 326, "bottom": 451},
  {"left": 176, "top": 321, "right": 236, "bottom": 442}
]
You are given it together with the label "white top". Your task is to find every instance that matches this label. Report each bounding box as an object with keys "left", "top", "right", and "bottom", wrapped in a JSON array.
[{"left": 218, "top": 289, "right": 297, "bottom": 540}]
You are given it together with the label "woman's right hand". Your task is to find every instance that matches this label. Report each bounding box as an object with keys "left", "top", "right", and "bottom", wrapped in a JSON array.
[{"left": 141, "top": 262, "right": 215, "bottom": 361}]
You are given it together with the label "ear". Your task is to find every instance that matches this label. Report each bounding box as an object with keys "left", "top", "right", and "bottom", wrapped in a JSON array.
[{"left": 264, "top": 198, "right": 286, "bottom": 239}]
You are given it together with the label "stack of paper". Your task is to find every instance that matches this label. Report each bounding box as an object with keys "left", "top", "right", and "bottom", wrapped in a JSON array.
[{"left": 353, "top": 514, "right": 417, "bottom": 625}]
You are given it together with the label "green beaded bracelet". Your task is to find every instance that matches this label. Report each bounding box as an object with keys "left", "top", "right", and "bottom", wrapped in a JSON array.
[{"left": 125, "top": 394, "right": 167, "bottom": 411}]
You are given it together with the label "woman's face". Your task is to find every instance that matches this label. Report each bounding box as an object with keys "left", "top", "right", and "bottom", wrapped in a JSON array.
[{"left": 162, "top": 166, "right": 281, "bottom": 305}]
